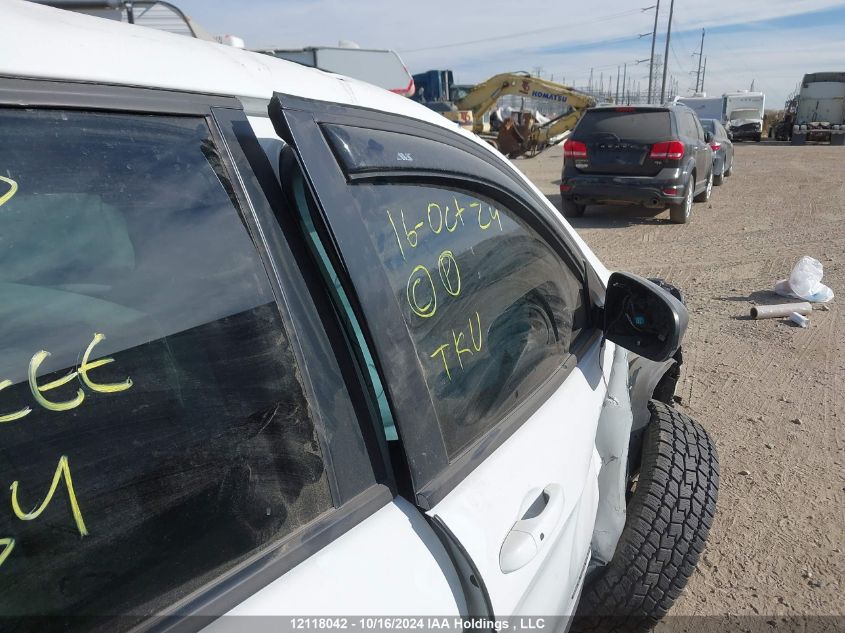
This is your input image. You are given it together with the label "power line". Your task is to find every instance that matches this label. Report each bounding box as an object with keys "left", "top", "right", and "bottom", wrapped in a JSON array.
[{"left": 399, "top": 8, "right": 644, "bottom": 53}]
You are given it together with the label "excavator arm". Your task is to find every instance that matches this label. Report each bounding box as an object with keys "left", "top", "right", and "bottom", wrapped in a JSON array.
[
  {"left": 454, "top": 72, "right": 596, "bottom": 157},
  {"left": 454, "top": 72, "right": 596, "bottom": 133}
]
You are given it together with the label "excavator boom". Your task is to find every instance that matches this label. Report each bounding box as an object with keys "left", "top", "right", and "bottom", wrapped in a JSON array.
[{"left": 453, "top": 72, "right": 596, "bottom": 157}]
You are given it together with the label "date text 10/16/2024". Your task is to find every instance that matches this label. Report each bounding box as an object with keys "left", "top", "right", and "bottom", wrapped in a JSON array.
[{"left": 290, "top": 617, "right": 548, "bottom": 631}]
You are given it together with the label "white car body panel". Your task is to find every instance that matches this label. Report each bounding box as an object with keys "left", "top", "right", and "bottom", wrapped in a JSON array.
[
  {"left": 427, "top": 341, "right": 613, "bottom": 616},
  {"left": 205, "top": 499, "right": 466, "bottom": 619}
]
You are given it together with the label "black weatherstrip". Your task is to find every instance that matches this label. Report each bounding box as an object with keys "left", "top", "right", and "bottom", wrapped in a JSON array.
[{"left": 428, "top": 515, "right": 494, "bottom": 619}]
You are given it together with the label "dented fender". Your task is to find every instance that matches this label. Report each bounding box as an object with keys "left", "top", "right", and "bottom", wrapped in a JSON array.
[{"left": 628, "top": 354, "right": 676, "bottom": 432}]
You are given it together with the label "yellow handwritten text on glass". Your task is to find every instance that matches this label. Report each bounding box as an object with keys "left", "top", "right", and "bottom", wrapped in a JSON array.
[
  {"left": 0, "top": 538, "right": 14, "bottom": 568},
  {"left": 430, "top": 311, "right": 483, "bottom": 381},
  {"left": 0, "top": 175, "right": 18, "bottom": 208},
  {"left": 10, "top": 455, "right": 88, "bottom": 537}
]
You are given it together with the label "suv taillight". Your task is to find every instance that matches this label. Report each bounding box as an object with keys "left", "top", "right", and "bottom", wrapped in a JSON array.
[
  {"left": 564, "top": 139, "right": 588, "bottom": 159},
  {"left": 710, "top": 141, "right": 721, "bottom": 151},
  {"left": 649, "top": 140, "right": 685, "bottom": 160}
]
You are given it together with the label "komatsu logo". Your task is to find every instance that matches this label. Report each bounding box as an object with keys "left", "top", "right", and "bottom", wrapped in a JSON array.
[{"left": 532, "top": 91, "right": 568, "bottom": 102}]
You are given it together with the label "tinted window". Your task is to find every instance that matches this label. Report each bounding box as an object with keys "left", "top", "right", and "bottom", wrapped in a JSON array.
[
  {"left": 575, "top": 110, "right": 671, "bottom": 141},
  {"left": 354, "top": 183, "right": 585, "bottom": 457},
  {"left": 0, "top": 109, "right": 333, "bottom": 622},
  {"left": 700, "top": 119, "right": 716, "bottom": 134}
]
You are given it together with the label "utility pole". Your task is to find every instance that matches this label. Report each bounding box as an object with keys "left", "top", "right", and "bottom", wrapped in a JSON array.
[
  {"left": 694, "top": 29, "right": 705, "bottom": 92},
  {"left": 622, "top": 63, "right": 627, "bottom": 103},
  {"left": 647, "top": 0, "right": 661, "bottom": 103},
  {"left": 615, "top": 66, "right": 621, "bottom": 103},
  {"left": 660, "top": 0, "right": 675, "bottom": 103},
  {"left": 588, "top": 67, "right": 594, "bottom": 92},
  {"left": 700, "top": 57, "right": 707, "bottom": 93}
]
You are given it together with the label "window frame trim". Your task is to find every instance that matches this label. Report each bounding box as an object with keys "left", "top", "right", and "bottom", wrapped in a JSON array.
[
  {"left": 0, "top": 77, "right": 392, "bottom": 630},
  {"left": 269, "top": 93, "right": 602, "bottom": 509}
]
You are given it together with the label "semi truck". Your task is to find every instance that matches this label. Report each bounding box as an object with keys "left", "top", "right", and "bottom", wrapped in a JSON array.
[{"left": 790, "top": 72, "right": 845, "bottom": 145}]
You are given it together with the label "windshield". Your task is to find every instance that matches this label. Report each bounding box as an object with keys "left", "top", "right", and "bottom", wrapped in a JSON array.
[
  {"left": 575, "top": 110, "right": 672, "bottom": 141},
  {"left": 729, "top": 108, "right": 761, "bottom": 120}
]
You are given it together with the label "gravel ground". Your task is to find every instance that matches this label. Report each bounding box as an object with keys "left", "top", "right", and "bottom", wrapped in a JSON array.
[{"left": 519, "top": 141, "right": 844, "bottom": 621}]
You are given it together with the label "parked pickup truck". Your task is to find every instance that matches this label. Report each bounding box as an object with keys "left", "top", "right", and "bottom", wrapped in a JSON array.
[{"left": 0, "top": 2, "right": 719, "bottom": 631}]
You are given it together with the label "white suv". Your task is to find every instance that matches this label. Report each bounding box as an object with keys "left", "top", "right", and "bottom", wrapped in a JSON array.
[{"left": 0, "top": 3, "right": 718, "bottom": 631}]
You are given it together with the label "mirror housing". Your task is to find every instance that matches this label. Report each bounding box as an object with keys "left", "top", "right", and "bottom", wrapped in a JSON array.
[
  {"left": 603, "top": 272, "right": 688, "bottom": 362},
  {"left": 704, "top": 130, "right": 713, "bottom": 143}
]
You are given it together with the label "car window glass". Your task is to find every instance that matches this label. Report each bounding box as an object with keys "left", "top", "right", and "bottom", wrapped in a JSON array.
[
  {"left": 575, "top": 110, "right": 671, "bottom": 141},
  {"left": 695, "top": 117, "right": 705, "bottom": 140},
  {"left": 351, "top": 182, "right": 586, "bottom": 458},
  {"left": 686, "top": 113, "right": 701, "bottom": 140},
  {"left": 0, "top": 108, "right": 334, "bottom": 623}
]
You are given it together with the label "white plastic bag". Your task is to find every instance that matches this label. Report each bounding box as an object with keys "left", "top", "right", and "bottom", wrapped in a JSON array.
[{"left": 774, "top": 256, "right": 834, "bottom": 303}]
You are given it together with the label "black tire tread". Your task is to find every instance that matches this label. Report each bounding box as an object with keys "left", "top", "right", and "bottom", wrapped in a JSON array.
[{"left": 573, "top": 401, "right": 719, "bottom": 633}]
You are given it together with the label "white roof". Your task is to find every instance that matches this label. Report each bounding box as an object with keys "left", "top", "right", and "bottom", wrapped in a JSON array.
[{"left": 0, "top": 1, "right": 446, "bottom": 128}]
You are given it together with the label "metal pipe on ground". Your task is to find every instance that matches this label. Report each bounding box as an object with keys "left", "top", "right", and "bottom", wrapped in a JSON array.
[{"left": 750, "top": 302, "right": 812, "bottom": 319}]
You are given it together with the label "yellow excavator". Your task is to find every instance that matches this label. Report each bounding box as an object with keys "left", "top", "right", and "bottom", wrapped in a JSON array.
[{"left": 413, "top": 70, "right": 596, "bottom": 158}]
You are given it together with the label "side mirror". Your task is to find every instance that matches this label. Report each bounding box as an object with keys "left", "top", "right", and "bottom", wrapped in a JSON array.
[
  {"left": 704, "top": 130, "right": 713, "bottom": 143},
  {"left": 603, "top": 272, "right": 688, "bottom": 362}
]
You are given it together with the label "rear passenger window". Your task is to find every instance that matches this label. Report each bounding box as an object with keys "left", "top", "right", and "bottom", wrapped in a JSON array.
[
  {"left": 353, "top": 183, "right": 586, "bottom": 458},
  {"left": 0, "top": 109, "right": 334, "bottom": 623}
]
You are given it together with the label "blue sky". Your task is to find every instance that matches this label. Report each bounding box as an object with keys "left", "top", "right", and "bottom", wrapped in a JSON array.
[{"left": 177, "top": 0, "right": 845, "bottom": 107}]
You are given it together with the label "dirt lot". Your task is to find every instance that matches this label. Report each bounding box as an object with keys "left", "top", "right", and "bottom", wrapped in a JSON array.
[{"left": 520, "top": 142, "right": 844, "bottom": 621}]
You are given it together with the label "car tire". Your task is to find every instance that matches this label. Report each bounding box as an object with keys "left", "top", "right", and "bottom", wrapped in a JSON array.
[
  {"left": 668, "top": 180, "right": 693, "bottom": 224},
  {"left": 572, "top": 401, "right": 719, "bottom": 633},
  {"left": 724, "top": 159, "right": 733, "bottom": 177},
  {"left": 713, "top": 164, "right": 724, "bottom": 186},
  {"left": 562, "top": 199, "right": 586, "bottom": 218},
  {"left": 693, "top": 170, "right": 712, "bottom": 203}
]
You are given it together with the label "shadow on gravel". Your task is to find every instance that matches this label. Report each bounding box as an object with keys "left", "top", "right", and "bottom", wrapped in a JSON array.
[
  {"left": 715, "top": 290, "right": 791, "bottom": 305},
  {"left": 547, "top": 193, "right": 669, "bottom": 228}
]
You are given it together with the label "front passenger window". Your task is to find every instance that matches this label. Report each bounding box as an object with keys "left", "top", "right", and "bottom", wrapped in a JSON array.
[{"left": 354, "top": 183, "right": 586, "bottom": 458}]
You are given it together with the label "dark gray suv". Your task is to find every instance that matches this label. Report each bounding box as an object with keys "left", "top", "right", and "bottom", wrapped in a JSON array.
[{"left": 560, "top": 104, "right": 714, "bottom": 224}]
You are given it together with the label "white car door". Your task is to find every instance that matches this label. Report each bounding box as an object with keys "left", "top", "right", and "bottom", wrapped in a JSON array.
[{"left": 269, "top": 95, "right": 611, "bottom": 621}]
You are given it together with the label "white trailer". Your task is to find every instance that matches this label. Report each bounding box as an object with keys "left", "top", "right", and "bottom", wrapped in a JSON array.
[
  {"left": 259, "top": 46, "right": 416, "bottom": 98},
  {"left": 676, "top": 95, "right": 725, "bottom": 123},
  {"left": 791, "top": 72, "right": 845, "bottom": 145},
  {"left": 724, "top": 92, "right": 765, "bottom": 142}
]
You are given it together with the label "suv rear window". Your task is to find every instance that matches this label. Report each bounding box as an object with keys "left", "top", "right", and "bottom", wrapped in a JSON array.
[
  {"left": 576, "top": 109, "right": 672, "bottom": 141},
  {"left": 0, "top": 109, "right": 333, "bottom": 624}
]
